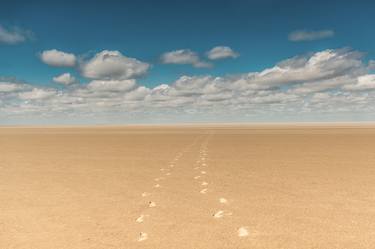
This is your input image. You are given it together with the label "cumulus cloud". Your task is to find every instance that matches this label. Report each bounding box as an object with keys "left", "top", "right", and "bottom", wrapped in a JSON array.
[
  {"left": 53, "top": 73, "right": 77, "bottom": 85},
  {"left": 160, "top": 49, "right": 212, "bottom": 68},
  {"left": 18, "top": 88, "right": 56, "bottom": 100},
  {"left": 0, "top": 25, "right": 33, "bottom": 44},
  {"left": 232, "top": 48, "right": 363, "bottom": 90},
  {"left": 206, "top": 46, "right": 239, "bottom": 60},
  {"left": 86, "top": 79, "right": 136, "bottom": 92},
  {"left": 40, "top": 49, "right": 76, "bottom": 67},
  {"left": 80, "top": 50, "right": 150, "bottom": 80},
  {"left": 342, "top": 74, "right": 375, "bottom": 91},
  {"left": 288, "top": 29, "right": 334, "bottom": 42},
  {"left": 0, "top": 82, "right": 28, "bottom": 92},
  {"left": 4, "top": 48, "right": 375, "bottom": 123}
]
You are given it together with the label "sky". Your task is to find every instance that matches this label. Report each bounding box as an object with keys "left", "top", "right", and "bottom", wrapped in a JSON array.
[{"left": 1, "top": 0, "right": 375, "bottom": 124}]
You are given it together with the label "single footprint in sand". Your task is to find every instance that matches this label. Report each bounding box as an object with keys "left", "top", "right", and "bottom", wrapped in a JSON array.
[
  {"left": 200, "top": 188, "right": 208, "bottom": 194},
  {"left": 201, "top": 171, "right": 207, "bottom": 174},
  {"left": 148, "top": 201, "right": 156, "bottom": 207},
  {"left": 138, "top": 232, "right": 148, "bottom": 241},
  {"left": 201, "top": 181, "right": 208, "bottom": 186},
  {"left": 165, "top": 172, "right": 171, "bottom": 176},
  {"left": 202, "top": 163, "right": 207, "bottom": 166},
  {"left": 136, "top": 214, "right": 149, "bottom": 223},
  {"left": 219, "top": 198, "right": 228, "bottom": 204},
  {"left": 213, "top": 210, "right": 232, "bottom": 218},
  {"left": 141, "top": 192, "right": 150, "bottom": 197},
  {"left": 154, "top": 184, "right": 161, "bottom": 188},
  {"left": 194, "top": 176, "right": 201, "bottom": 179},
  {"left": 238, "top": 227, "right": 249, "bottom": 237}
]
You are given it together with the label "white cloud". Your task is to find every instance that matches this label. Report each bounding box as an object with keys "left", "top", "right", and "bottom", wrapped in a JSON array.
[
  {"left": 160, "top": 49, "right": 212, "bottom": 68},
  {"left": 368, "top": 60, "right": 375, "bottom": 70},
  {"left": 342, "top": 74, "right": 375, "bottom": 91},
  {"left": 80, "top": 50, "right": 150, "bottom": 80},
  {"left": 86, "top": 79, "right": 136, "bottom": 92},
  {"left": 231, "top": 49, "right": 363, "bottom": 90},
  {"left": 40, "top": 49, "right": 76, "bottom": 67},
  {"left": 206, "top": 46, "right": 239, "bottom": 60},
  {"left": 18, "top": 88, "right": 56, "bottom": 100},
  {"left": 4, "top": 48, "right": 375, "bottom": 123},
  {"left": 288, "top": 30, "right": 334, "bottom": 42},
  {"left": 0, "top": 82, "right": 28, "bottom": 92},
  {"left": 53, "top": 73, "right": 77, "bottom": 85},
  {"left": 0, "top": 25, "right": 33, "bottom": 44}
]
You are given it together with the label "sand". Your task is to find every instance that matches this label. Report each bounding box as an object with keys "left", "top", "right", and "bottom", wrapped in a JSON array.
[{"left": 1, "top": 125, "right": 375, "bottom": 248}]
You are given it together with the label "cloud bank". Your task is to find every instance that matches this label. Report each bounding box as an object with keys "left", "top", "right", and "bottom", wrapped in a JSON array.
[{"left": 2, "top": 48, "right": 375, "bottom": 124}]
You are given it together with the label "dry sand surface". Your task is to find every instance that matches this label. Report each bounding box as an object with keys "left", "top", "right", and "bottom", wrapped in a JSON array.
[{"left": 1, "top": 125, "right": 375, "bottom": 249}]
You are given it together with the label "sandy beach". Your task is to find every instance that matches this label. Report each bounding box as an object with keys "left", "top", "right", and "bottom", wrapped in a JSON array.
[{"left": 1, "top": 125, "right": 375, "bottom": 249}]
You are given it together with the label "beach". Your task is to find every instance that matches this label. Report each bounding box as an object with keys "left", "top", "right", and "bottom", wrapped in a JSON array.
[{"left": 1, "top": 125, "right": 375, "bottom": 248}]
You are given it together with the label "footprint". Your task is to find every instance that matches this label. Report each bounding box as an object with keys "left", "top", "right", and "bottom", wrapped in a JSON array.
[
  {"left": 160, "top": 168, "right": 165, "bottom": 171},
  {"left": 213, "top": 210, "right": 224, "bottom": 218},
  {"left": 201, "top": 181, "right": 208, "bottom": 186},
  {"left": 200, "top": 171, "right": 207, "bottom": 174},
  {"left": 202, "top": 163, "right": 207, "bottom": 166},
  {"left": 200, "top": 188, "right": 208, "bottom": 194},
  {"left": 136, "top": 214, "right": 148, "bottom": 223},
  {"left": 219, "top": 198, "right": 228, "bottom": 204},
  {"left": 141, "top": 192, "right": 150, "bottom": 197},
  {"left": 238, "top": 227, "right": 249, "bottom": 237},
  {"left": 194, "top": 176, "right": 201, "bottom": 179},
  {"left": 165, "top": 172, "right": 171, "bottom": 176},
  {"left": 154, "top": 184, "right": 161, "bottom": 188},
  {"left": 138, "top": 232, "right": 148, "bottom": 241},
  {"left": 148, "top": 201, "right": 156, "bottom": 208},
  {"left": 213, "top": 210, "right": 232, "bottom": 218}
]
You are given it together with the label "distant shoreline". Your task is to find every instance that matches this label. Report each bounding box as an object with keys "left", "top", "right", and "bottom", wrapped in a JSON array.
[{"left": 2, "top": 122, "right": 375, "bottom": 129}]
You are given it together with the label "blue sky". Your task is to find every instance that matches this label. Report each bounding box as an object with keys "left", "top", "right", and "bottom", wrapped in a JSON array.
[{"left": 1, "top": 0, "right": 375, "bottom": 124}]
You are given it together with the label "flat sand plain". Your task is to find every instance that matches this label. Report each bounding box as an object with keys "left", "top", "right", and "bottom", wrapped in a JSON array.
[{"left": 1, "top": 125, "right": 375, "bottom": 249}]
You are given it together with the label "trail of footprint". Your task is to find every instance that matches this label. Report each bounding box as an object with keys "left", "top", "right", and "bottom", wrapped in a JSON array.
[
  {"left": 199, "top": 135, "right": 251, "bottom": 239},
  {"left": 136, "top": 136, "right": 205, "bottom": 242}
]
